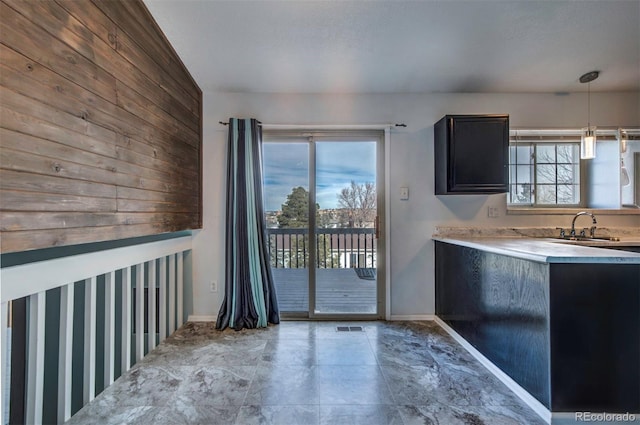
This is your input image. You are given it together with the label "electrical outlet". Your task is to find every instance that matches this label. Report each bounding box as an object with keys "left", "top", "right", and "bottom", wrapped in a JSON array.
[
  {"left": 488, "top": 206, "right": 500, "bottom": 218},
  {"left": 210, "top": 281, "right": 218, "bottom": 292}
]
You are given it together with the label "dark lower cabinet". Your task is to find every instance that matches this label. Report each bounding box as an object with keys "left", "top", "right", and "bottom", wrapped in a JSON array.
[
  {"left": 435, "top": 241, "right": 640, "bottom": 413},
  {"left": 435, "top": 241, "right": 551, "bottom": 407},
  {"left": 549, "top": 265, "right": 640, "bottom": 412}
]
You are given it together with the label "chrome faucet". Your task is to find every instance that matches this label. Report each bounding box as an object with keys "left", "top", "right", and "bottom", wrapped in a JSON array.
[{"left": 571, "top": 211, "right": 597, "bottom": 238}]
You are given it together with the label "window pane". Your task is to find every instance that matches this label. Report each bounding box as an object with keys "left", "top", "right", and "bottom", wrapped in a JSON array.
[
  {"left": 572, "top": 144, "right": 580, "bottom": 162},
  {"left": 536, "top": 145, "right": 556, "bottom": 163},
  {"left": 509, "top": 146, "right": 517, "bottom": 164},
  {"left": 558, "top": 184, "right": 579, "bottom": 204},
  {"left": 517, "top": 165, "right": 532, "bottom": 183},
  {"left": 536, "top": 185, "right": 557, "bottom": 204},
  {"left": 536, "top": 164, "right": 556, "bottom": 184},
  {"left": 510, "top": 184, "right": 532, "bottom": 204},
  {"left": 556, "top": 144, "right": 577, "bottom": 164},
  {"left": 516, "top": 145, "right": 533, "bottom": 164},
  {"left": 557, "top": 163, "right": 579, "bottom": 184}
]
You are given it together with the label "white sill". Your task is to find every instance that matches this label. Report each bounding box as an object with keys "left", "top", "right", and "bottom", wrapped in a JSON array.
[{"left": 507, "top": 207, "right": 640, "bottom": 215}]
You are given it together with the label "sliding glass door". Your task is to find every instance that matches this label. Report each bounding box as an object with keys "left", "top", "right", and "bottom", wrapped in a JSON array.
[
  {"left": 262, "top": 131, "right": 384, "bottom": 319},
  {"left": 314, "top": 140, "right": 379, "bottom": 315},
  {"left": 262, "top": 139, "right": 310, "bottom": 315}
]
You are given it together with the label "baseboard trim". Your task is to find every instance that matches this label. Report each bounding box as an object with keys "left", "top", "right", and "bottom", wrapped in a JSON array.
[
  {"left": 187, "top": 315, "right": 216, "bottom": 322},
  {"left": 434, "top": 316, "right": 551, "bottom": 424},
  {"left": 389, "top": 314, "right": 436, "bottom": 321}
]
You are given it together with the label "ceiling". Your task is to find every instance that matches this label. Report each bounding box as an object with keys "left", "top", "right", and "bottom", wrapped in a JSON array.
[{"left": 143, "top": 0, "right": 640, "bottom": 94}]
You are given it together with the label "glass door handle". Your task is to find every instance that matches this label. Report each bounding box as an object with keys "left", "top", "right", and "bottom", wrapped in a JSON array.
[{"left": 375, "top": 215, "right": 379, "bottom": 239}]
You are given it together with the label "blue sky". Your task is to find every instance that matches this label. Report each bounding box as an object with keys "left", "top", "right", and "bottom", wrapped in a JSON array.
[{"left": 262, "top": 141, "right": 376, "bottom": 211}]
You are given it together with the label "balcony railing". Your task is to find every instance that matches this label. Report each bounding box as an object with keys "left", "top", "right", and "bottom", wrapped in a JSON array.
[
  {"left": 0, "top": 237, "right": 191, "bottom": 425},
  {"left": 267, "top": 227, "right": 376, "bottom": 269}
]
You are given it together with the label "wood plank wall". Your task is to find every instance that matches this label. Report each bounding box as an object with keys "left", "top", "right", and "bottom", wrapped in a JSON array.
[{"left": 0, "top": 0, "right": 203, "bottom": 254}]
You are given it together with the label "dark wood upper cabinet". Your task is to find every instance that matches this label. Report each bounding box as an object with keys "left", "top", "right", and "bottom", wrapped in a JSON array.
[{"left": 434, "top": 114, "right": 509, "bottom": 194}]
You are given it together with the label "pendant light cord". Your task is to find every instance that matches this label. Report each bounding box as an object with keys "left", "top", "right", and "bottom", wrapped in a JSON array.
[
  {"left": 587, "top": 81, "right": 591, "bottom": 128},
  {"left": 579, "top": 70, "right": 599, "bottom": 131}
]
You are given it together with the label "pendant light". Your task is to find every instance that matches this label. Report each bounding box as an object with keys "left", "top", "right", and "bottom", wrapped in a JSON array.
[
  {"left": 618, "top": 129, "right": 628, "bottom": 154},
  {"left": 580, "top": 71, "right": 599, "bottom": 159}
]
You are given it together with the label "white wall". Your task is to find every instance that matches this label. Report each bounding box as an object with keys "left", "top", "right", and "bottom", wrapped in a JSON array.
[
  {"left": 621, "top": 140, "right": 640, "bottom": 206},
  {"left": 192, "top": 91, "right": 640, "bottom": 318},
  {"left": 588, "top": 139, "right": 621, "bottom": 208}
]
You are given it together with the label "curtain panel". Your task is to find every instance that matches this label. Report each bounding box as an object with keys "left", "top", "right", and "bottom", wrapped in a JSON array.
[{"left": 216, "top": 118, "right": 280, "bottom": 330}]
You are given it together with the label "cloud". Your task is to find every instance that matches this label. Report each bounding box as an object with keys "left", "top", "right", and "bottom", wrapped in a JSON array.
[
  {"left": 262, "top": 141, "right": 377, "bottom": 211},
  {"left": 262, "top": 143, "right": 309, "bottom": 210}
]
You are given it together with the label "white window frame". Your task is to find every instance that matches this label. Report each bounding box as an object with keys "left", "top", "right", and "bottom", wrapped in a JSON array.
[
  {"left": 507, "top": 127, "right": 640, "bottom": 214},
  {"left": 508, "top": 136, "right": 583, "bottom": 207}
]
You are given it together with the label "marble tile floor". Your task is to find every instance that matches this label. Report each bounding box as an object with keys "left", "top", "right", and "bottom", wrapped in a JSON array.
[{"left": 66, "top": 321, "right": 547, "bottom": 425}]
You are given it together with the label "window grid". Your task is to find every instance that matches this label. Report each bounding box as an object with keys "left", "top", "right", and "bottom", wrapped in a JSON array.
[
  {"left": 509, "top": 141, "right": 580, "bottom": 206},
  {"left": 509, "top": 143, "right": 534, "bottom": 204}
]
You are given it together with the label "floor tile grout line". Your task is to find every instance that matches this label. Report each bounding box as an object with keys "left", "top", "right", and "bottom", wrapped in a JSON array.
[{"left": 65, "top": 321, "right": 547, "bottom": 425}]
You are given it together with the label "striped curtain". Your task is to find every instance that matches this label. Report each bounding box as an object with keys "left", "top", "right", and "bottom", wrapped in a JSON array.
[{"left": 216, "top": 118, "right": 280, "bottom": 330}]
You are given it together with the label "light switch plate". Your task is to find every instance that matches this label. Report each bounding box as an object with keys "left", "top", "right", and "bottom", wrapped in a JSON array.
[{"left": 400, "top": 187, "right": 409, "bottom": 200}]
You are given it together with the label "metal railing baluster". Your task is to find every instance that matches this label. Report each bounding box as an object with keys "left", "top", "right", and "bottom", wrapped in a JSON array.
[{"left": 265, "top": 228, "right": 375, "bottom": 270}]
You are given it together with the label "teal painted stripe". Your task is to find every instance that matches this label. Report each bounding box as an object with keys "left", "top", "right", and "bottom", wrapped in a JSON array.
[
  {"left": 0, "top": 231, "right": 191, "bottom": 268},
  {"left": 244, "top": 120, "right": 267, "bottom": 327}
]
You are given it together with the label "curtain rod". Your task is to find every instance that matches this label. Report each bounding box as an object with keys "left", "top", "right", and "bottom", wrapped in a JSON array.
[{"left": 218, "top": 121, "right": 407, "bottom": 129}]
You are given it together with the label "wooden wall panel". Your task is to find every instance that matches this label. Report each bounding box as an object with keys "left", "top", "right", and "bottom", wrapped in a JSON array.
[
  {"left": 0, "top": 170, "right": 116, "bottom": 199},
  {"left": 1, "top": 221, "right": 194, "bottom": 253},
  {"left": 0, "top": 149, "right": 119, "bottom": 186},
  {"left": 0, "top": 0, "right": 202, "bottom": 253},
  {"left": 0, "top": 3, "right": 117, "bottom": 103},
  {"left": 92, "top": 0, "right": 200, "bottom": 105}
]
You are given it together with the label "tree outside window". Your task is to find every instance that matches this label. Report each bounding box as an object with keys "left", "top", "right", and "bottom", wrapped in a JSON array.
[{"left": 509, "top": 142, "right": 580, "bottom": 206}]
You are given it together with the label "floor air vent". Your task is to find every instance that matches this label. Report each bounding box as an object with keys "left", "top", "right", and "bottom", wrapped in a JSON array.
[{"left": 336, "top": 326, "right": 364, "bottom": 332}]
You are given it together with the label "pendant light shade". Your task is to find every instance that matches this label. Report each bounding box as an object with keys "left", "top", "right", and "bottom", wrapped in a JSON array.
[
  {"left": 579, "top": 71, "right": 599, "bottom": 160},
  {"left": 581, "top": 126, "right": 596, "bottom": 159},
  {"left": 619, "top": 129, "right": 630, "bottom": 187},
  {"left": 619, "top": 129, "right": 628, "bottom": 153}
]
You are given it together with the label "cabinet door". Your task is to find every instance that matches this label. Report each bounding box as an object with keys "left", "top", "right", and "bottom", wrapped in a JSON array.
[{"left": 448, "top": 115, "right": 508, "bottom": 193}]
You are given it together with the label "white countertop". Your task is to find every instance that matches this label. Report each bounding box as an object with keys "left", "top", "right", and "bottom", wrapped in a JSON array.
[{"left": 433, "top": 236, "right": 640, "bottom": 264}]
